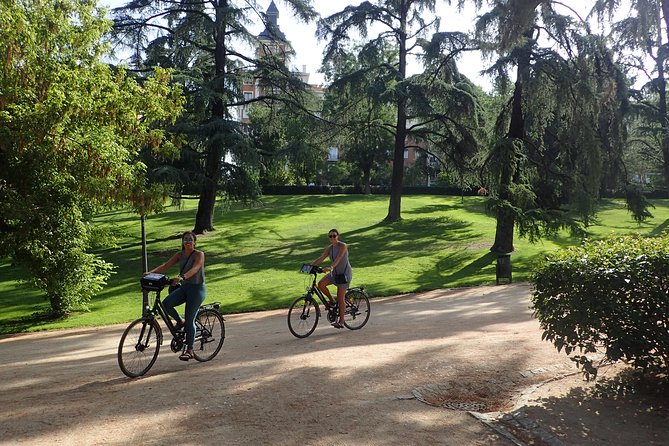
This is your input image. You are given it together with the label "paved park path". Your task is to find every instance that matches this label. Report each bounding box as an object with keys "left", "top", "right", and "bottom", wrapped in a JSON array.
[{"left": 1, "top": 284, "right": 666, "bottom": 445}]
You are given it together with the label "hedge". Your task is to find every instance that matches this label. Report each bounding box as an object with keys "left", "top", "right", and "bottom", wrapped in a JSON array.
[
  {"left": 532, "top": 234, "right": 669, "bottom": 380},
  {"left": 261, "top": 185, "right": 478, "bottom": 196}
]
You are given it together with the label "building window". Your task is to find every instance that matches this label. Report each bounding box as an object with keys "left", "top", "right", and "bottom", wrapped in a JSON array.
[
  {"left": 404, "top": 149, "right": 409, "bottom": 159},
  {"left": 328, "top": 147, "right": 338, "bottom": 161},
  {"left": 242, "top": 92, "right": 254, "bottom": 118}
]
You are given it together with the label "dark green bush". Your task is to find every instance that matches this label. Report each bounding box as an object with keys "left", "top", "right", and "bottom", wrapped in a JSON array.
[
  {"left": 261, "top": 185, "right": 477, "bottom": 195},
  {"left": 532, "top": 234, "right": 669, "bottom": 380}
]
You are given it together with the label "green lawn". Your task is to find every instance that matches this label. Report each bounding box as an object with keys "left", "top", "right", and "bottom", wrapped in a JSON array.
[{"left": 2, "top": 194, "right": 668, "bottom": 334}]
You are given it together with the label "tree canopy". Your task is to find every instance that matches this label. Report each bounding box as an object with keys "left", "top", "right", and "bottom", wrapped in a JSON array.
[
  {"left": 472, "top": 0, "right": 631, "bottom": 253},
  {"left": 0, "top": 0, "right": 184, "bottom": 315},
  {"left": 318, "top": 0, "right": 483, "bottom": 221},
  {"left": 111, "top": 0, "right": 317, "bottom": 233}
]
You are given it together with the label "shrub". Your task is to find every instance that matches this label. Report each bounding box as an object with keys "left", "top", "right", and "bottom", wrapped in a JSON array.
[{"left": 532, "top": 234, "right": 669, "bottom": 380}]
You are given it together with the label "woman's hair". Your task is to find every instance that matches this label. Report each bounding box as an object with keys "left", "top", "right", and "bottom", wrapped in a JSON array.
[
  {"left": 181, "top": 231, "right": 197, "bottom": 250},
  {"left": 328, "top": 228, "right": 339, "bottom": 235}
]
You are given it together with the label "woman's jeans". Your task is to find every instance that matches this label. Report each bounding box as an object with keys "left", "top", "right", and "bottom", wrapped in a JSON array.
[{"left": 163, "top": 283, "right": 206, "bottom": 349}]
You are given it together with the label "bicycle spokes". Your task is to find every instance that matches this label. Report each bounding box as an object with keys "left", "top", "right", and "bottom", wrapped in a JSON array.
[
  {"left": 343, "top": 291, "right": 370, "bottom": 330},
  {"left": 287, "top": 295, "right": 319, "bottom": 338},
  {"left": 301, "top": 303, "right": 312, "bottom": 320},
  {"left": 118, "top": 318, "right": 161, "bottom": 378},
  {"left": 192, "top": 309, "right": 225, "bottom": 362}
]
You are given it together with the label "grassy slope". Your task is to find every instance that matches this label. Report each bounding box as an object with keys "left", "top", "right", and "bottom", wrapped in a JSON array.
[{"left": 1, "top": 195, "right": 668, "bottom": 334}]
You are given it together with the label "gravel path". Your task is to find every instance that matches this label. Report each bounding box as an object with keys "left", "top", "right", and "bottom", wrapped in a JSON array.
[{"left": 1, "top": 284, "right": 665, "bottom": 445}]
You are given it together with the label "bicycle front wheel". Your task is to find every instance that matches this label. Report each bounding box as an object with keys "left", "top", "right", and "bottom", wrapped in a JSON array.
[
  {"left": 343, "top": 289, "right": 371, "bottom": 330},
  {"left": 118, "top": 318, "right": 162, "bottom": 378},
  {"left": 193, "top": 309, "right": 225, "bottom": 362},
  {"left": 288, "top": 295, "right": 319, "bottom": 338}
]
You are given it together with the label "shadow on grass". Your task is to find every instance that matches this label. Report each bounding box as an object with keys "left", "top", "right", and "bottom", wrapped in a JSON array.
[
  {"left": 404, "top": 197, "right": 488, "bottom": 217},
  {"left": 436, "top": 251, "right": 498, "bottom": 285},
  {"left": 213, "top": 215, "right": 482, "bottom": 310},
  {"left": 9, "top": 195, "right": 669, "bottom": 332},
  {"left": 649, "top": 218, "right": 669, "bottom": 236},
  {"left": 0, "top": 310, "right": 68, "bottom": 336}
]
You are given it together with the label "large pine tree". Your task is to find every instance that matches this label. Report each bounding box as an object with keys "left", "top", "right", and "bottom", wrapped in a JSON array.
[
  {"left": 111, "top": 0, "right": 317, "bottom": 232},
  {"left": 475, "top": 0, "right": 631, "bottom": 253},
  {"left": 318, "top": 0, "right": 483, "bottom": 221},
  {"left": 593, "top": 0, "right": 669, "bottom": 190}
]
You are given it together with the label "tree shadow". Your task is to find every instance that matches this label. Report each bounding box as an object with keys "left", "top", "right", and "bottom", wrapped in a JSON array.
[
  {"left": 500, "top": 369, "right": 669, "bottom": 445},
  {"left": 649, "top": 218, "right": 669, "bottom": 236},
  {"left": 0, "top": 287, "right": 559, "bottom": 445},
  {"left": 435, "top": 252, "right": 498, "bottom": 285}
]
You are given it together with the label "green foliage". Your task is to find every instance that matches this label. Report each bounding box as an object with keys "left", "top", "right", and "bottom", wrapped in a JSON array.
[
  {"left": 320, "top": 41, "right": 396, "bottom": 191},
  {"left": 111, "top": 0, "right": 318, "bottom": 232},
  {"left": 319, "top": 0, "right": 483, "bottom": 220},
  {"left": 475, "top": 3, "right": 634, "bottom": 253},
  {"left": 592, "top": 0, "right": 669, "bottom": 189},
  {"left": 0, "top": 0, "right": 183, "bottom": 315},
  {"left": 249, "top": 94, "right": 327, "bottom": 186},
  {"left": 625, "top": 185, "right": 655, "bottom": 223},
  {"left": 532, "top": 234, "right": 669, "bottom": 380}
]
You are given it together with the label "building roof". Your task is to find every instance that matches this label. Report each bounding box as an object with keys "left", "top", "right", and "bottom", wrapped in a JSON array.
[{"left": 258, "top": 0, "right": 286, "bottom": 41}]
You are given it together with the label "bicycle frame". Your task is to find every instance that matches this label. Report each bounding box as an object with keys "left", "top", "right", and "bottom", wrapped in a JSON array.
[
  {"left": 142, "top": 289, "right": 180, "bottom": 339},
  {"left": 304, "top": 271, "right": 337, "bottom": 310},
  {"left": 119, "top": 275, "right": 226, "bottom": 377},
  {"left": 287, "top": 264, "right": 370, "bottom": 338}
]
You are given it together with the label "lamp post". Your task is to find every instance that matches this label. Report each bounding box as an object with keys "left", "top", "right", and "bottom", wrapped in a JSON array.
[{"left": 141, "top": 214, "right": 148, "bottom": 272}]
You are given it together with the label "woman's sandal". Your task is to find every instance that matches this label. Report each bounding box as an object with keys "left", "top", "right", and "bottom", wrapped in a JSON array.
[
  {"left": 179, "top": 350, "right": 194, "bottom": 361},
  {"left": 174, "top": 320, "right": 185, "bottom": 331},
  {"left": 332, "top": 321, "right": 344, "bottom": 329}
]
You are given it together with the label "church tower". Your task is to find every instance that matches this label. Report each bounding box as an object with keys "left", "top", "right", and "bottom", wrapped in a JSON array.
[{"left": 256, "top": 0, "right": 287, "bottom": 59}]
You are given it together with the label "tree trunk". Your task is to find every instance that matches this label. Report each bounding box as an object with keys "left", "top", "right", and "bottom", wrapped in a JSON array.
[
  {"left": 194, "top": 178, "right": 217, "bottom": 233},
  {"left": 490, "top": 34, "right": 531, "bottom": 253},
  {"left": 387, "top": 106, "right": 407, "bottom": 221},
  {"left": 658, "top": 1, "right": 669, "bottom": 193},
  {"left": 385, "top": 3, "right": 408, "bottom": 222},
  {"left": 658, "top": 68, "right": 668, "bottom": 193},
  {"left": 364, "top": 167, "right": 371, "bottom": 195},
  {"left": 194, "top": 0, "right": 227, "bottom": 233}
]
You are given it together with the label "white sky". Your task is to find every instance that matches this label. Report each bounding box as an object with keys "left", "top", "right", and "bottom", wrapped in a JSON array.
[
  {"left": 250, "top": 1, "right": 595, "bottom": 89},
  {"left": 272, "top": 1, "right": 482, "bottom": 86},
  {"left": 99, "top": 1, "right": 626, "bottom": 90}
]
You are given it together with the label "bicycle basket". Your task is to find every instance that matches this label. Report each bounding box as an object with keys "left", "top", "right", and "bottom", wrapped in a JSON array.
[{"left": 140, "top": 273, "right": 170, "bottom": 291}]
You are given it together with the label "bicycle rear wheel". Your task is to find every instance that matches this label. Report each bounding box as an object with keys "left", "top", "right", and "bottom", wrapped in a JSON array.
[
  {"left": 118, "top": 318, "right": 162, "bottom": 378},
  {"left": 193, "top": 309, "right": 225, "bottom": 362},
  {"left": 288, "top": 295, "right": 319, "bottom": 338},
  {"left": 343, "top": 289, "right": 370, "bottom": 330}
]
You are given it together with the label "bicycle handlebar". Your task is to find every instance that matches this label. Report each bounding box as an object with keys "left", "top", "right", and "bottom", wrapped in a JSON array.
[
  {"left": 140, "top": 273, "right": 173, "bottom": 291},
  {"left": 300, "top": 264, "right": 324, "bottom": 275}
]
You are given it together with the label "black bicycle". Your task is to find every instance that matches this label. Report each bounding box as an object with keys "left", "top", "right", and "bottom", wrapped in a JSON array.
[
  {"left": 287, "top": 264, "right": 371, "bottom": 338},
  {"left": 117, "top": 273, "right": 225, "bottom": 378}
]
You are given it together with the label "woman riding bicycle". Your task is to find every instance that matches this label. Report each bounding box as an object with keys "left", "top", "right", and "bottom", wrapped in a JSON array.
[
  {"left": 145, "top": 231, "right": 206, "bottom": 361},
  {"left": 312, "top": 228, "right": 352, "bottom": 329}
]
